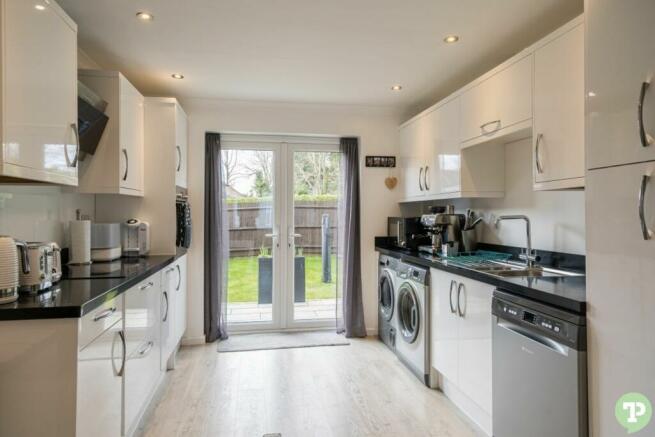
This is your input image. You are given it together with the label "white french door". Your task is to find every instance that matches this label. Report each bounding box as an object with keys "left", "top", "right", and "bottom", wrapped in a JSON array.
[{"left": 222, "top": 135, "right": 341, "bottom": 332}]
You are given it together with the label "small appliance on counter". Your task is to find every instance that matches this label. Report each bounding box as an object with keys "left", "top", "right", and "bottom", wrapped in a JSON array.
[
  {"left": 0, "top": 236, "right": 28, "bottom": 304},
  {"left": 121, "top": 219, "right": 151, "bottom": 257},
  {"left": 387, "top": 217, "right": 430, "bottom": 250},
  {"left": 91, "top": 223, "right": 122, "bottom": 262},
  {"left": 48, "top": 242, "right": 62, "bottom": 283},
  {"left": 19, "top": 242, "right": 54, "bottom": 294},
  {"left": 418, "top": 205, "right": 467, "bottom": 256}
]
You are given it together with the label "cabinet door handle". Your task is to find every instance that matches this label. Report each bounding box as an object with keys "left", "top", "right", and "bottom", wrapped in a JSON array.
[
  {"left": 639, "top": 82, "right": 654, "bottom": 147},
  {"left": 138, "top": 340, "right": 154, "bottom": 357},
  {"left": 448, "top": 280, "right": 457, "bottom": 314},
  {"left": 162, "top": 290, "right": 169, "bottom": 322},
  {"left": 480, "top": 119, "right": 501, "bottom": 134},
  {"left": 111, "top": 330, "right": 126, "bottom": 377},
  {"left": 176, "top": 264, "right": 182, "bottom": 291},
  {"left": 139, "top": 281, "right": 154, "bottom": 291},
  {"left": 176, "top": 146, "right": 182, "bottom": 172},
  {"left": 122, "top": 148, "right": 129, "bottom": 181},
  {"left": 535, "top": 133, "right": 544, "bottom": 174},
  {"left": 424, "top": 165, "right": 430, "bottom": 191},
  {"left": 419, "top": 167, "right": 424, "bottom": 191},
  {"left": 639, "top": 174, "right": 653, "bottom": 240},
  {"left": 457, "top": 282, "right": 466, "bottom": 317},
  {"left": 93, "top": 306, "right": 116, "bottom": 322},
  {"left": 65, "top": 123, "right": 80, "bottom": 168}
]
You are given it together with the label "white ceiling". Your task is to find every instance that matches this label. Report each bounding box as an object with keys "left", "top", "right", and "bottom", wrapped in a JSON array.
[{"left": 58, "top": 0, "right": 582, "bottom": 113}]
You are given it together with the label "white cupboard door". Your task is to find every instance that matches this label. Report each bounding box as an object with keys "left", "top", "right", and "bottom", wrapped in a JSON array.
[
  {"left": 175, "top": 104, "right": 188, "bottom": 188},
  {"left": 456, "top": 278, "right": 493, "bottom": 414},
  {"left": 435, "top": 98, "right": 461, "bottom": 194},
  {"left": 586, "top": 0, "right": 655, "bottom": 170},
  {"left": 423, "top": 109, "right": 440, "bottom": 195},
  {"left": 586, "top": 163, "right": 655, "bottom": 436},
  {"left": 400, "top": 118, "right": 426, "bottom": 199},
  {"left": 460, "top": 55, "right": 532, "bottom": 143},
  {"left": 161, "top": 267, "right": 176, "bottom": 370},
  {"left": 174, "top": 256, "right": 188, "bottom": 342},
  {"left": 77, "top": 320, "right": 123, "bottom": 437},
  {"left": 119, "top": 77, "right": 144, "bottom": 192},
  {"left": 3, "top": 0, "right": 78, "bottom": 184},
  {"left": 430, "top": 268, "right": 459, "bottom": 384},
  {"left": 124, "top": 275, "right": 162, "bottom": 435},
  {"left": 534, "top": 24, "right": 584, "bottom": 185}
]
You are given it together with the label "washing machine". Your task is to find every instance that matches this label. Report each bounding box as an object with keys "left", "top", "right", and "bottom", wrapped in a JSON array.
[
  {"left": 394, "top": 261, "right": 433, "bottom": 386},
  {"left": 378, "top": 254, "right": 399, "bottom": 351}
]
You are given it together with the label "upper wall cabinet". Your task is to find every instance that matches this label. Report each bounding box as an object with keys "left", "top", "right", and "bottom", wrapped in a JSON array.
[
  {"left": 78, "top": 71, "right": 144, "bottom": 196},
  {"left": 174, "top": 103, "right": 188, "bottom": 189},
  {"left": 586, "top": 1, "right": 655, "bottom": 170},
  {"left": 0, "top": 0, "right": 78, "bottom": 186},
  {"left": 460, "top": 54, "right": 533, "bottom": 148},
  {"left": 399, "top": 113, "right": 428, "bottom": 200},
  {"left": 533, "top": 19, "right": 585, "bottom": 190}
]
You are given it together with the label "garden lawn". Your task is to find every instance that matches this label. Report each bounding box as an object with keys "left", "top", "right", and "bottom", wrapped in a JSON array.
[{"left": 227, "top": 255, "right": 337, "bottom": 303}]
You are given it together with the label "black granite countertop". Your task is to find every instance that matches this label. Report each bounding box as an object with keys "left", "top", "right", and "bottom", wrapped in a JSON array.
[
  {"left": 0, "top": 250, "right": 187, "bottom": 321},
  {"left": 375, "top": 242, "right": 586, "bottom": 315}
]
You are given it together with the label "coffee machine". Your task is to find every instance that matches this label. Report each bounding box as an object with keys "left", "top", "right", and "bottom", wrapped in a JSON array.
[
  {"left": 418, "top": 205, "right": 466, "bottom": 256},
  {"left": 387, "top": 217, "right": 430, "bottom": 250}
]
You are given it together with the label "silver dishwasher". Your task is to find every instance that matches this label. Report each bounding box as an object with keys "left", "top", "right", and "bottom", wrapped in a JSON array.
[{"left": 492, "top": 289, "right": 587, "bottom": 437}]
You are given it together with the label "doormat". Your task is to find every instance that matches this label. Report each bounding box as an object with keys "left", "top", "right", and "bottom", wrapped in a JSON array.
[{"left": 217, "top": 331, "right": 349, "bottom": 353}]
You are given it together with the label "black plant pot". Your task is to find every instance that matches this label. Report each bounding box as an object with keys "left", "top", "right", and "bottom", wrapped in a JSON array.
[{"left": 257, "top": 256, "right": 306, "bottom": 304}]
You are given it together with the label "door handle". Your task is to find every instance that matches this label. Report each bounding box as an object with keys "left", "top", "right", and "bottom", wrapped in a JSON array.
[
  {"left": 448, "top": 280, "right": 457, "bottom": 314},
  {"left": 639, "top": 174, "right": 653, "bottom": 240},
  {"left": 535, "top": 133, "right": 544, "bottom": 174},
  {"left": 137, "top": 340, "right": 154, "bottom": 357},
  {"left": 264, "top": 231, "right": 280, "bottom": 248},
  {"left": 419, "top": 167, "right": 424, "bottom": 191},
  {"left": 176, "top": 265, "right": 182, "bottom": 291},
  {"left": 111, "top": 330, "right": 126, "bottom": 377},
  {"left": 93, "top": 307, "right": 116, "bottom": 322},
  {"left": 424, "top": 165, "right": 430, "bottom": 191},
  {"left": 65, "top": 123, "right": 80, "bottom": 168},
  {"left": 162, "top": 291, "right": 169, "bottom": 322},
  {"left": 639, "top": 82, "right": 654, "bottom": 147},
  {"left": 139, "top": 281, "right": 154, "bottom": 291},
  {"left": 457, "top": 282, "right": 466, "bottom": 317},
  {"left": 480, "top": 119, "right": 502, "bottom": 134},
  {"left": 176, "top": 145, "right": 182, "bottom": 171},
  {"left": 122, "top": 148, "right": 129, "bottom": 181}
]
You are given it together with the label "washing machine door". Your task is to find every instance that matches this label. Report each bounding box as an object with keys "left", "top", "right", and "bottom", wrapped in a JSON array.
[
  {"left": 397, "top": 282, "right": 420, "bottom": 343},
  {"left": 378, "top": 270, "right": 395, "bottom": 321}
]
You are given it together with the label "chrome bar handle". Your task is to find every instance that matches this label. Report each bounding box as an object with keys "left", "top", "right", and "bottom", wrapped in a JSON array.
[
  {"left": 138, "top": 340, "right": 154, "bottom": 357},
  {"left": 122, "top": 148, "right": 129, "bottom": 181},
  {"left": 639, "top": 82, "right": 653, "bottom": 147},
  {"left": 162, "top": 291, "right": 169, "bottom": 322},
  {"left": 639, "top": 174, "right": 653, "bottom": 240},
  {"left": 457, "top": 282, "right": 466, "bottom": 317},
  {"left": 176, "top": 145, "right": 182, "bottom": 171},
  {"left": 480, "top": 119, "right": 501, "bottom": 134},
  {"left": 418, "top": 167, "right": 424, "bottom": 191},
  {"left": 535, "top": 133, "right": 544, "bottom": 174},
  {"left": 71, "top": 123, "right": 80, "bottom": 167},
  {"left": 93, "top": 307, "right": 116, "bottom": 322},
  {"left": 424, "top": 165, "right": 430, "bottom": 191},
  {"left": 176, "top": 265, "right": 182, "bottom": 291},
  {"left": 139, "top": 281, "right": 154, "bottom": 291},
  {"left": 111, "top": 330, "right": 126, "bottom": 377},
  {"left": 448, "top": 280, "right": 457, "bottom": 314}
]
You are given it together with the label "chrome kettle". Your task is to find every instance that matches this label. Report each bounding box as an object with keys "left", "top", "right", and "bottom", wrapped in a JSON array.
[{"left": 0, "top": 236, "right": 29, "bottom": 304}]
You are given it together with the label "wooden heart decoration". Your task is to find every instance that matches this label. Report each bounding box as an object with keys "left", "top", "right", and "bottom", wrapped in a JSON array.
[{"left": 385, "top": 176, "right": 398, "bottom": 190}]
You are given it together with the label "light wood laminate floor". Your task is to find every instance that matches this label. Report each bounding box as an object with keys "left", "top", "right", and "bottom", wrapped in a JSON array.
[{"left": 141, "top": 337, "right": 483, "bottom": 437}]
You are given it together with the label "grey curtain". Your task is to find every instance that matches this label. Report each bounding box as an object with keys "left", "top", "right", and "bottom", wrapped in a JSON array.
[
  {"left": 204, "top": 132, "right": 229, "bottom": 342},
  {"left": 337, "top": 137, "right": 367, "bottom": 338}
]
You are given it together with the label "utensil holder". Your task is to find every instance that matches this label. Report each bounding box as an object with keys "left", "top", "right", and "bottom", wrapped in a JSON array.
[{"left": 462, "top": 229, "right": 478, "bottom": 252}]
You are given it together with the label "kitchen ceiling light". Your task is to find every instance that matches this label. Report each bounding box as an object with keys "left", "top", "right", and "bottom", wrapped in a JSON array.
[
  {"left": 443, "top": 35, "right": 460, "bottom": 44},
  {"left": 171, "top": 73, "right": 184, "bottom": 80},
  {"left": 34, "top": 4, "right": 46, "bottom": 10},
  {"left": 587, "top": 91, "right": 597, "bottom": 97},
  {"left": 391, "top": 85, "right": 403, "bottom": 91},
  {"left": 136, "top": 12, "right": 154, "bottom": 21}
]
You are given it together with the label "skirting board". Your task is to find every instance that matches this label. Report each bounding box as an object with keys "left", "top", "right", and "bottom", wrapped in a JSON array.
[{"left": 181, "top": 336, "right": 206, "bottom": 346}]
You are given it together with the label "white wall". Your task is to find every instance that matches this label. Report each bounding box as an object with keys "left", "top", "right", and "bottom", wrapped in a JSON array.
[
  {"left": 181, "top": 98, "right": 402, "bottom": 342},
  {"left": 402, "top": 137, "right": 586, "bottom": 255}
]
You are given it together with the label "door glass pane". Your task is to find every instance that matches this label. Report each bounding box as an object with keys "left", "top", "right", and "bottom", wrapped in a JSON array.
[
  {"left": 223, "top": 149, "right": 275, "bottom": 324},
  {"left": 292, "top": 150, "right": 341, "bottom": 322}
]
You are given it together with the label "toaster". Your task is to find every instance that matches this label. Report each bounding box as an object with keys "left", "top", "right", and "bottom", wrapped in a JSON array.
[{"left": 121, "top": 219, "right": 150, "bottom": 257}]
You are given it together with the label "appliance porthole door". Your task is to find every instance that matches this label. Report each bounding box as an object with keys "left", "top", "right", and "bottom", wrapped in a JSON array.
[
  {"left": 397, "top": 282, "right": 420, "bottom": 343},
  {"left": 379, "top": 271, "right": 395, "bottom": 321}
]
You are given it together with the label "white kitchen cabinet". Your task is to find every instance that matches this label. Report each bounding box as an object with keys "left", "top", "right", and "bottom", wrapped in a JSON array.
[
  {"left": 586, "top": 0, "right": 655, "bottom": 170},
  {"left": 430, "top": 268, "right": 493, "bottom": 434},
  {"left": 586, "top": 162, "right": 655, "bottom": 436},
  {"left": 399, "top": 115, "right": 427, "bottom": 200},
  {"left": 77, "top": 311, "right": 124, "bottom": 437},
  {"left": 161, "top": 255, "right": 188, "bottom": 370},
  {"left": 533, "top": 19, "right": 585, "bottom": 190},
  {"left": 0, "top": 0, "right": 79, "bottom": 186},
  {"left": 124, "top": 273, "right": 162, "bottom": 436},
  {"left": 173, "top": 255, "right": 188, "bottom": 343},
  {"left": 78, "top": 70, "right": 144, "bottom": 196},
  {"left": 460, "top": 54, "right": 533, "bottom": 147},
  {"left": 175, "top": 104, "right": 188, "bottom": 188}
]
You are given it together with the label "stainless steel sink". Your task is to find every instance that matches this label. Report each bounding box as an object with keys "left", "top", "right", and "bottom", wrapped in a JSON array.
[{"left": 471, "top": 261, "right": 584, "bottom": 279}]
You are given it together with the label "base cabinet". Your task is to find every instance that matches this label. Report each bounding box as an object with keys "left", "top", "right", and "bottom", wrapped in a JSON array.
[
  {"left": 430, "top": 268, "right": 493, "bottom": 435},
  {"left": 162, "top": 255, "right": 188, "bottom": 370}
]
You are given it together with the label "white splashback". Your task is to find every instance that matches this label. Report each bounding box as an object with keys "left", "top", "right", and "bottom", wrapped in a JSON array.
[
  {"left": 0, "top": 186, "right": 95, "bottom": 246},
  {"left": 401, "top": 137, "right": 586, "bottom": 254}
]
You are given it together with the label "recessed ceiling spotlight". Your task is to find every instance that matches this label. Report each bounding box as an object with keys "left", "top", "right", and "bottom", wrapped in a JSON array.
[
  {"left": 34, "top": 4, "right": 46, "bottom": 10},
  {"left": 443, "top": 35, "right": 460, "bottom": 44},
  {"left": 171, "top": 73, "right": 184, "bottom": 80},
  {"left": 391, "top": 85, "right": 403, "bottom": 91},
  {"left": 587, "top": 91, "right": 597, "bottom": 97},
  {"left": 136, "top": 11, "right": 154, "bottom": 21}
]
